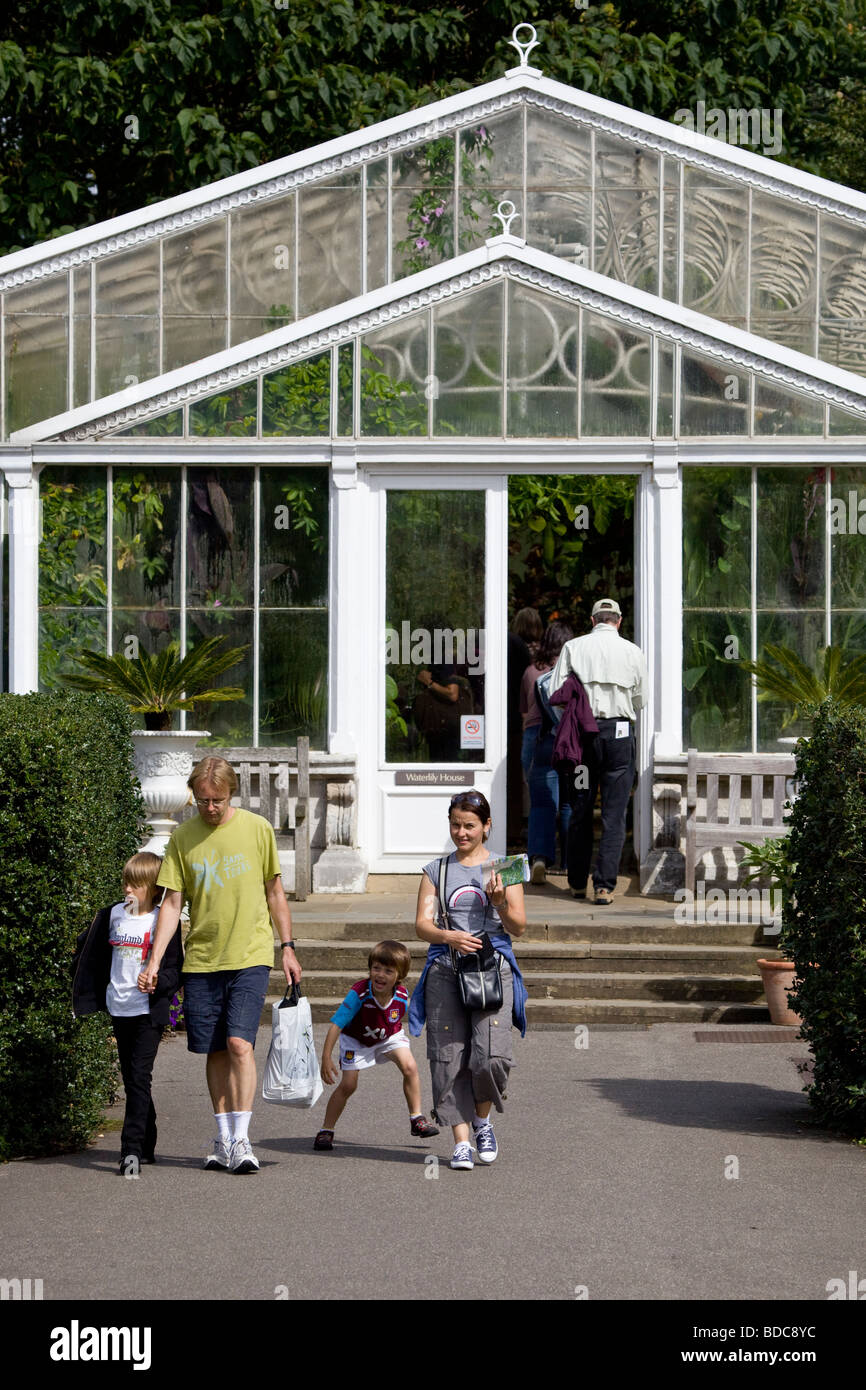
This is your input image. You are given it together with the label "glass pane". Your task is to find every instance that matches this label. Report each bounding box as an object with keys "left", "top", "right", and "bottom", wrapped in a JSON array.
[
  {"left": 298, "top": 175, "right": 362, "bottom": 315},
  {"left": 507, "top": 283, "right": 578, "bottom": 437},
  {"left": 594, "top": 135, "right": 658, "bottom": 292},
  {"left": 260, "top": 466, "right": 329, "bottom": 608},
  {"left": 190, "top": 383, "right": 258, "bottom": 437},
  {"left": 830, "top": 468, "right": 866, "bottom": 614},
  {"left": 683, "top": 467, "right": 752, "bottom": 611},
  {"left": 113, "top": 468, "right": 181, "bottom": 611},
  {"left": 5, "top": 278, "right": 69, "bottom": 434},
  {"left": 829, "top": 404, "right": 866, "bottom": 435},
  {"left": 755, "top": 610, "right": 825, "bottom": 749},
  {"left": 683, "top": 169, "right": 748, "bottom": 327},
  {"left": 186, "top": 610, "right": 253, "bottom": 746},
  {"left": 365, "top": 159, "right": 389, "bottom": 292},
  {"left": 163, "top": 220, "right": 228, "bottom": 370},
  {"left": 656, "top": 343, "right": 674, "bottom": 436},
  {"left": 38, "top": 466, "right": 107, "bottom": 687},
  {"left": 756, "top": 467, "right": 824, "bottom": 610},
  {"left": 112, "top": 607, "right": 180, "bottom": 664},
  {"left": 360, "top": 313, "right": 427, "bottom": 436},
  {"left": 186, "top": 468, "right": 254, "bottom": 609},
  {"left": 434, "top": 282, "right": 503, "bottom": 436},
  {"left": 459, "top": 112, "right": 522, "bottom": 256},
  {"left": 94, "top": 246, "right": 160, "bottom": 395},
  {"left": 581, "top": 312, "right": 651, "bottom": 436},
  {"left": 683, "top": 609, "right": 752, "bottom": 751},
  {"left": 661, "top": 160, "right": 679, "bottom": 301},
  {"left": 96, "top": 243, "right": 160, "bottom": 317},
  {"left": 337, "top": 343, "right": 353, "bottom": 435},
  {"left": 750, "top": 193, "right": 817, "bottom": 355},
  {"left": 392, "top": 136, "right": 456, "bottom": 276},
  {"left": 259, "top": 610, "right": 328, "bottom": 748},
  {"left": 385, "top": 490, "right": 485, "bottom": 763},
  {"left": 230, "top": 194, "right": 295, "bottom": 334},
  {"left": 680, "top": 349, "right": 749, "bottom": 435},
  {"left": 73, "top": 266, "right": 91, "bottom": 408},
  {"left": 819, "top": 213, "right": 866, "bottom": 373},
  {"left": 262, "top": 352, "right": 329, "bottom": 436},
  {"left": 526, "top": 109, "right": 591, "bottom": 262},
  {"left": 754, "top": 379, "right": 824, "bottom": 435}
]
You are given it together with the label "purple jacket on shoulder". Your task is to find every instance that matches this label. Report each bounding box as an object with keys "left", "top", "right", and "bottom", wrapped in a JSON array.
[{"left": 550, "top": 674, "right": 599, "bottom": 769}]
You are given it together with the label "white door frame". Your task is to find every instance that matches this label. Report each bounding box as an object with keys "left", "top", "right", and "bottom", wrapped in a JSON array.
[{"left": 359, "top": 468, "right": 507, "bottom": 872}]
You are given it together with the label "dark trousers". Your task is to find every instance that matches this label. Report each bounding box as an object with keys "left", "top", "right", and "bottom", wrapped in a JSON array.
[
  {"left": 111, "top": 1014, "right": 163, "bottom": 1160},
  {"left": 567, "top": 720, "right": 636, "bottom": 893}
]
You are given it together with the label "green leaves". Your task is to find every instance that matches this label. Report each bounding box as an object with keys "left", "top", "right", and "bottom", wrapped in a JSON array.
[
  {"left": 739, "top": 643, "right": 866, "bottom": 726},
  {"left": 61, "top": 635, "right": 248, "bottom": 723}
]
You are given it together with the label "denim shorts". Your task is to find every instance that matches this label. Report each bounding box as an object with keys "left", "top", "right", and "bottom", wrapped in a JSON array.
[{"left": 182, "top": 966, "right": 270, "bottom": 1054}]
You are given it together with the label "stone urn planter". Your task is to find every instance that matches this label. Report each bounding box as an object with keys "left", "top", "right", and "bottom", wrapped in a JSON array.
[
  {"left": 756, "top": 958, "right": 801, "bottom": 1026},
  {"left": 132, "top": 730, "right": 208, "bottom": 855}
]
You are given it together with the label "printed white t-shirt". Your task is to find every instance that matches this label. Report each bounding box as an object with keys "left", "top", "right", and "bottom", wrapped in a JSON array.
[{"left": 106, "top": 903, "right": 158, "bottom": 1018}]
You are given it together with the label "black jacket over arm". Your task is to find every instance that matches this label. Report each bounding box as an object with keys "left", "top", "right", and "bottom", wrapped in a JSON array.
[{"left": 71, "top": 907, "right": 183, "bottom": 1029}]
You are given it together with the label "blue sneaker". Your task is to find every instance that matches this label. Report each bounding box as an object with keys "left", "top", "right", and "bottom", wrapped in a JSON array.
[
  {"left": 450, "top": 1142, "right": 474, "bottom": 1170},
  {"left": 473, "top": 1122, "right": 498, "bottom": 1164}
]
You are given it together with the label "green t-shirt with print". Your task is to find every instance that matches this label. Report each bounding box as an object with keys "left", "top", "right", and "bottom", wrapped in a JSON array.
[{"left": 158, "top": 808, "right": 281, "bottom": 972}]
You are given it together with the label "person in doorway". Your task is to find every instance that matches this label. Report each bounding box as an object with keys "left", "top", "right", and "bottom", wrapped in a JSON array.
[
  {"left": 409, "top": 791, "right": 528, "bottom": 1170},
  {"left": 139, "top": 756, "right": 301, "bottom": 1174},
  {"left": 549, "top": 599, "right": 648, "bottom": 905},
  {"left": 520, "top": 620, "right": 574, "bottom": 883}
]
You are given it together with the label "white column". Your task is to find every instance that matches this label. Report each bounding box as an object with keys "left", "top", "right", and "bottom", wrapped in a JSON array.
[
  {"left": 4, "top": 457, "right": 39, "bottom": 693},
  {"left": 328, "top": 444, "right": 363, "bottom": 758},
  {"left": 649, "top": 443, "right": 683, "bottom": 760}
]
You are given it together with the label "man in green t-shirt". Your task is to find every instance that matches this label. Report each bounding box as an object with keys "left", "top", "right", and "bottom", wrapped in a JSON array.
[{"left": 139, "top": 756, "right": 301, "bottom": 1174}]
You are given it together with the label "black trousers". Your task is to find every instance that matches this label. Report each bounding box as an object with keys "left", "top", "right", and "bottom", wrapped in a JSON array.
[
  {"left": 567, "top": 720, "right": 636, "bottom": 892},
  {"left": 111, "top": 1014, "right": 163, "bottom": 1160}
]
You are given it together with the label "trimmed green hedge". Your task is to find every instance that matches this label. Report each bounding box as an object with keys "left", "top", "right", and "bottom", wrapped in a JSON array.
[
  {"left": 0, "top": 692, "right": 145, "bottom": 1159},
  {"left": 783, "top": 701, "right": 866, "bottom": 1138}
]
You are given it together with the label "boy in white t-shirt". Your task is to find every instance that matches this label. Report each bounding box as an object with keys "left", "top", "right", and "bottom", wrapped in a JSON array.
[{"left": 73, "top": 852, "right": 182, "bottom": 1175}]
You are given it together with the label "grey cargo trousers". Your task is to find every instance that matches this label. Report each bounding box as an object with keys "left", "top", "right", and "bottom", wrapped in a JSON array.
[{"left": 424, "top": 955, "right": 514, "bottom": 1127}]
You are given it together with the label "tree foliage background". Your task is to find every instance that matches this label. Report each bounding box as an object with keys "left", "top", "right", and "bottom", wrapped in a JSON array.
[{"left": 1, "top": 0, "right": 865, "bottom": 256}]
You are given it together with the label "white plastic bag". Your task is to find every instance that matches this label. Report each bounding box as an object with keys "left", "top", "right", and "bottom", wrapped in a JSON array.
[{"left": 261, "top": 984, "right": 323, "bottom": 1107}]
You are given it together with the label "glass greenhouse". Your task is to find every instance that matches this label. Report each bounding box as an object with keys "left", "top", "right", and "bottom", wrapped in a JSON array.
[{"left": 3, "top": 29, "right": 866, "bottom": 884}]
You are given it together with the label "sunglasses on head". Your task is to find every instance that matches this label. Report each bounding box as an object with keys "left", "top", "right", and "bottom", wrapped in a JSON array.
[{"left": 449, "top": 791, "right": 485, "bottom": 809}]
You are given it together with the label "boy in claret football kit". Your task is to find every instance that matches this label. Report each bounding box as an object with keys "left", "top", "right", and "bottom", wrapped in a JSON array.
[{"left": 314, "top": 940, "right": 439, "bottom": 1150}]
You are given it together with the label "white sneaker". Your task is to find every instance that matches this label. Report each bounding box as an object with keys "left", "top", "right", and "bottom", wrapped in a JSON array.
[
  {"left": 530, "top": 858, "right": 547, "bottom": 884},
  {"left": 203, "top": 1137, "right": 231, "bottom": 1170},
  {"left": 450, "top": 1142, "right": 474, "bottom": 1170},
  {"left": 229, "top": 1137, "right": 260, "bottom": 1174},
  {"left": 473, "top": 1122, "right": 499, "bottom": 1164}
]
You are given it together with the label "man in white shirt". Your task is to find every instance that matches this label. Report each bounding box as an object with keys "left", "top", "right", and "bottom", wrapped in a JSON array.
[{"left": 549, "top": 598, "right": 648, "bottom": 904}]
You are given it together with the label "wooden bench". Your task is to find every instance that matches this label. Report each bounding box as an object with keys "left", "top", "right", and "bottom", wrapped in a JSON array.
[
  {"left": 216, "top": 738, "right": 312, "bottom": 900},
  {"left": 685, "top": 750, "right": 796, "bottom": 895}
]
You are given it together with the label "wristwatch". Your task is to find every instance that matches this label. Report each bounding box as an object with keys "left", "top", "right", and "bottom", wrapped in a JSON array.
[{"left": 280, "top": 940, "right": 296, "bottom": 950}]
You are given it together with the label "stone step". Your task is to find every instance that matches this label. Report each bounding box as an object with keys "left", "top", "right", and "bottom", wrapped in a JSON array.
[
  {"left": 283, "top": 939, "right": 773, "bottom": 974},
  {"left": 268, "top": 967, "right": 765, "bottom": 1004},
  {"left": 270, "top": 994, "right": 770, "bottom": 1027},
  {"left": 284, "top": 916, "right": 775, "bottom": 946}
]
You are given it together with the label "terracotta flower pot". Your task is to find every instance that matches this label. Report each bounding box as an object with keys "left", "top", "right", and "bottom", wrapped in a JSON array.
[{"left": 757, "top": 958, "right": 801, "bottom": 1026}]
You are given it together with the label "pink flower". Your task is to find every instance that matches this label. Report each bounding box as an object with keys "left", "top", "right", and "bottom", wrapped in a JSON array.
[
  {"left": 421, "top": 213, "right": 430, "bottom": 223},
  {"left": 433, "top": 205, "right": 445, "bottom": 217},
  {"left": 415, "top": 237, "right": 429, "bottom": 249}
]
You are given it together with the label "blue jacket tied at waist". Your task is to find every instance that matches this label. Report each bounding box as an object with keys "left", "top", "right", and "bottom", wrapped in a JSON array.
[{"left": 408, "top": 932, "right": 528, "bottom": 1038}]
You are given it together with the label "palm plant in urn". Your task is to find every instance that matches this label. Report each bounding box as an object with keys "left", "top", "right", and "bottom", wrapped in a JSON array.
[{"left": 63, "top": 637, "right": 247, "bottom": 852}]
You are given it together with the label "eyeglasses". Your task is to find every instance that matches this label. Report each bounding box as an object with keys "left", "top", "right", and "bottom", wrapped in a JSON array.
[
  {"left": 449, "top": 791, "right": 485, "bottom": 809},
  {"left": 195, "top": 796, "right": 228, "bottom": 807}
]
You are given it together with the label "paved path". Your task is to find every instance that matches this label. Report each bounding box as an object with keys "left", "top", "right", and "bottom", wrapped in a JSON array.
[{"left": 1, "top": 1023, "right": 863, "bottom": 1307}]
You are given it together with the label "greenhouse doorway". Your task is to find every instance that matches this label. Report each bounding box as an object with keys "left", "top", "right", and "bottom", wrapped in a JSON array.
[{"left": 506, "top": 473, "right": 639, "bottom": 876}]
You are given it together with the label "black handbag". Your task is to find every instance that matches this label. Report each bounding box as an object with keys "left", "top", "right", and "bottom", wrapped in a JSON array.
[{"left": 437, "top": 857, "right": 503, "bottom": 1012}]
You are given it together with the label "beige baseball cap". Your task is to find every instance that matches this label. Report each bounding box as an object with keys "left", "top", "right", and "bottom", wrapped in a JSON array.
[{"left": 591, "top": 598, "right": 622, "bottom": 617}]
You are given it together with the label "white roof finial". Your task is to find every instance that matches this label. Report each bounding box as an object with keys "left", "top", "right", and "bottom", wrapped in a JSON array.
[{"left": 506, "top": 23, "right": 542, "bottom": 78}]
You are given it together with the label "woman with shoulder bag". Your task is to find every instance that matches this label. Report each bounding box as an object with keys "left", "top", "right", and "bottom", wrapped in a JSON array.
[{"left": 408, "top": 791, "right": 528, "bottom": 1170}]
